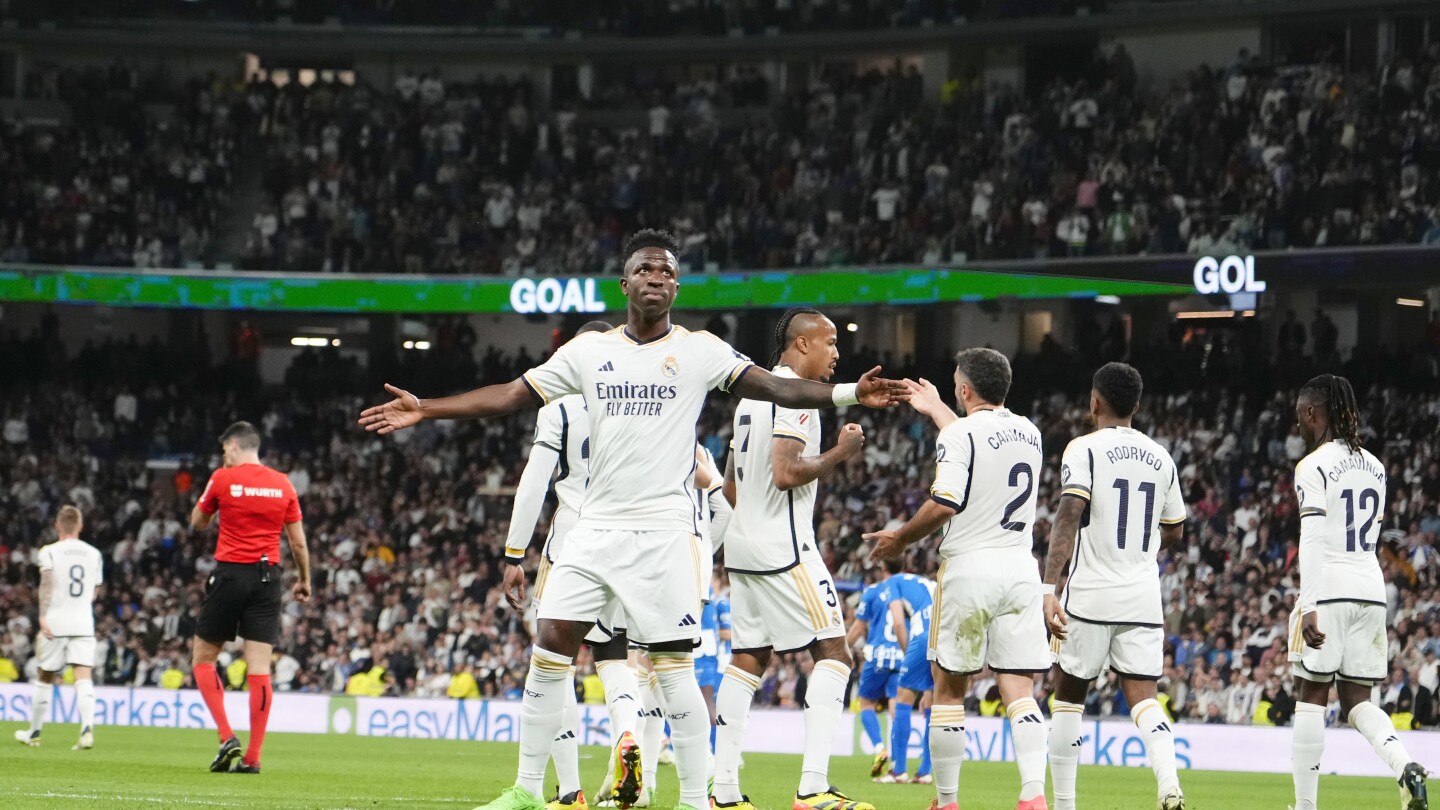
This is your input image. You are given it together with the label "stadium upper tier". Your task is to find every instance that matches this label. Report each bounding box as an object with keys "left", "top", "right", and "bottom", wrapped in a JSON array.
[{"left": 5, "top": 47, "right": 1438, "bottom": 275}]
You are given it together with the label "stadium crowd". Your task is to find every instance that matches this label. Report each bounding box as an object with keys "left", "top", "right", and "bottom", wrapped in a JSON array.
[
  {"left": 7, "top": 41, "right": 1440, "bottom": 273},
  {"left": 1, "top": 318, "right": 1439, "bottom": 730}
]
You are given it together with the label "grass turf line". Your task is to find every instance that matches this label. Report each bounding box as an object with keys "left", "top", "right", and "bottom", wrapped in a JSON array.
[{"left": 0, "top": 721, "right": 1404, "bottom": 809}]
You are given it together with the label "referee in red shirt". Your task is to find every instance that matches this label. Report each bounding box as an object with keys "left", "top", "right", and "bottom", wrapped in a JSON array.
[{"left": 189, "top": 421, "right": 311, "bottom": 774}]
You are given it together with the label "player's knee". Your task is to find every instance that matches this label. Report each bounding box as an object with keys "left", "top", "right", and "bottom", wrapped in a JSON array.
[
  {"left": 590, "top": 634, "right": 629, "bottom": 661},
  {"left": 810, "top": 636, "right": 852, "bottom": 667}
]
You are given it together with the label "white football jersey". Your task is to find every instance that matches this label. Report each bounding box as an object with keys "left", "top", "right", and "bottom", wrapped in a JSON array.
[
  {"left": 37, "top": 537, "right": 104, "bottom": 636},
  {"left": 932, "top": 408, "right": 1044, "bottom": 560},
  {"left": 534, "top": 394, "right": 591, "bottom": 516},
  {"left": 1058, "top": 426, "right": 1187, "bottom": 626},
  {"left": 1294, "top": 440, "right": 1387, "bottom": 607},
  {"left": 523, "top": 325, "right": 753, "bottom": 533},
  {"left": 725, "top": 366, "right": 822, "bottom": 574}
]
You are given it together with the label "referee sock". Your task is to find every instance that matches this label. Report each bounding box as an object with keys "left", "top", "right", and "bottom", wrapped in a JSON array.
[
  {"left": 1132, "top": 698, "right": 1181, "bottom": 798},
  {"left": 244, "top": 675, "right": 272, "bottom": 766},
  {"left": 651, "top": 653, "right": 710, "bottom": 809},
  {"left": 194, "top": 663, "right": 234, "bottom": 741},
  {"left": 712, "top": 665, "right": 760, "bottom": 804},
  {"left": 799, "top": 659, "right": 851, "bottom": 796},
  {"left": 76, "top": 679, "right": 96, "bottom": 731},
  {"left": 596, "top": 660, "right": 643, "bottom": 742},
  {"left": 28, "top": 680, "right": 50, "bottom": 733},
  {"left": 1048, "top": 700, "right": 1085, "bottom": 810},
  {"left": 1007, "top": 697, "right": 1048, "bottom": 802},
  {"left": 517, "top": 648, "right": 574, "bottom": 797}
]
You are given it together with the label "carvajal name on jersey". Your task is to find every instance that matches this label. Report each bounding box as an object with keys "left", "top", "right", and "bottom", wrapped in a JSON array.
[
  {"left": 595, "top": 381, "right": 679, "bottom": 416},
  {"left": 1105, "top": 445, "right": 1165, "bottom": 470},
  {"left": 986, "top": 427, "right": 1042, "bottom": 451}
]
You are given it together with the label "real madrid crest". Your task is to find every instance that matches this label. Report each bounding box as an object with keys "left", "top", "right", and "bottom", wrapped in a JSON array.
[{"left": 662, "top": 355, "right": 679, "bottom": 378}]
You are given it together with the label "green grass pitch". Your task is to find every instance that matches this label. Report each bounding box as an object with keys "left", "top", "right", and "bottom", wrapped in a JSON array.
[{"left": 0, "top": 721, "right": 1407, "bottom": 809}]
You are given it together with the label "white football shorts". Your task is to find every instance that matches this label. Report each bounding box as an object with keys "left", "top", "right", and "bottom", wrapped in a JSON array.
[
  {"left": 1054, "top": 618, "right": 1163, "bottom": 681},
  {"left": 729, "top": 552, "right": 845, "bottom": 654},
  {"left": 930, "top": 548, "right": 1050, "bottom": 675},
  {"left": 36, "top": 635, "right": 96, "bottom": 671},
  {"left": 1289, "top": 601, "right": 1387, "bottom": 683}
]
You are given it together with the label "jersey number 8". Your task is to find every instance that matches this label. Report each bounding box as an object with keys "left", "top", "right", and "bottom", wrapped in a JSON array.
[{"left": 68, "top": 564, "right": 85, "bottom": 598}]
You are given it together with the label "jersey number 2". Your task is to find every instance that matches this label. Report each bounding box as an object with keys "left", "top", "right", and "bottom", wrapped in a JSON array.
[
  {"left": 68, "top": 565, "right": 85, "bottom": 597},
  {"left": 1000, "top": 462, "right": 1034, "bottom": 532}
]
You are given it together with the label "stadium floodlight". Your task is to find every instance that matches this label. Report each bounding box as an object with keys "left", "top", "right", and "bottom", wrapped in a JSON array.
[
  {"left": 1175, "top": 311, "right": 1237, "bottom": 320},
  {"left": 1095, "top": 295, "right": 1121, "bottom": 305},
  {"left": 289, "top": 336, "right": 329, "bottom": 347},
  {"left": 1396, "top": 298, "right": 1425, "bottom": 307},
  {"left": 846, "top": 323, "right": 859, "bottom": 332}
]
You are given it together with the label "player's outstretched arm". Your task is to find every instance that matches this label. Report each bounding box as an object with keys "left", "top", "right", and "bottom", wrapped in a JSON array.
[
  {"left": 731, "top": 365, "right": 908, "bottom": 410},
  {"left": 904, "top": 378, "right": 960, "bottom": 430},
  {"left": 1042, "top": 494, "right": 1087, "bottom": 639},
  {"left": 357, "top": 379, "right": 536, "bottom": 434},
  {"left": 864, "top": 499, "right": 955, "bottom": 562},
  {"left": 772, "top": 423, "right": 864, "bottom": 491}
]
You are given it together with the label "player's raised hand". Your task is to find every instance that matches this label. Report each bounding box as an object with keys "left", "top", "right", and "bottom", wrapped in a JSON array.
[
  {"left": 1301, "top": 610, "right": 1326, "bottom": 649},
  {"left": 864, "top": 529, "right": 906, "bottom": 563},
  {"left": 904, "top": 378, "right": 944, "bottom": 416},
  {"left": 1044, "top": 593, "right": 1068, "bottom": 639},
  {"left": 856, "top": 366, "right": 910, "bottom": 409},
  {"left": 358, "top": 384, "right": 424, "bottom": 434},
  {"left": 835, "top": 423, "right": 865, "bottom": 459},
  {"left": 502, "top": 563, "right": 528, "bottom": 612}
]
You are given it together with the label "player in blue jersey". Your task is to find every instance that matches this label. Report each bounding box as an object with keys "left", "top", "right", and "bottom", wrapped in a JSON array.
[
  {"left": 876, "top": 571, "right": 936, "bottom": 784},
  {"left": 847, "top": 558, "right": 909, "bottom": 778},
  {"left": 696, "top": 575, "right": 732, "bottom": 721}
]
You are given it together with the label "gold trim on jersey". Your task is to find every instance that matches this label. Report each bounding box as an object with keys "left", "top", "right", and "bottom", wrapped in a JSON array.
[
  {"left": 522, "top": 371, "right": 553, "bottom": 405},
  {"left": 1159, "top": 516, "right": 1188, "bottom": 525}
]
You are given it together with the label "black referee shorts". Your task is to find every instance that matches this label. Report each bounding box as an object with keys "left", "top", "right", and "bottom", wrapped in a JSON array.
[{"left": 196, "top": 562, "right": 283, "bottom": 646}]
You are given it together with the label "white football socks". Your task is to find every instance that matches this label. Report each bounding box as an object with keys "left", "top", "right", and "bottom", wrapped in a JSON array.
[
  {"left": 1048, "top": 700, "right": 1084, "bottom": 810},
  {"left": 76, "top": 679, "right": 96, "bottom": 731},
  {"left": 1350, "top": 701, "right": 1413, "bottom": 779},
  {"left": 1007, "top": 697, "right": 1048, "bottom": 803},
  {"left": 930, "top": 704, "right": 967, "bottom": 807},
  {"left": 29, "top": 680, "right": 50, "bottom": 733},
  {"left": 639, "top": 669, "right": 666, "bottom": 791},
  {"left": 551, "top": 673, "right": 581, "bottom": 796},
  {"left": 1292, "top": 701, "right": 1326, "bottom": 810},
  {"left": 712, "top": 666, "right": 759, "bottom": 804},
  {"left": 651, "top": 653, "right": 710, "bottom": 809},
  {"left": 516, "top": 648, "right": 574, "bottom": 797},
  {"left": 596, "top": 660, "right": 643, "bottom": 743},
  {"left": 799, "top": 660, "right": 851, "bottom": 796},
  {"left": 1132, "top": 698, "right": 1181, "bottom": 798}
]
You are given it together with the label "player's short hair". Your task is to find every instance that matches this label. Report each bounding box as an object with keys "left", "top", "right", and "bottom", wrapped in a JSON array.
[
  {"left": 577, "top": 320, "right": 613, "bottom": 336},
  {"left": 55, "top": 504, "right": 83, "bottom": 534},
  {"left": 621, "top": 229, "right": 679, "bottom": 271},
  {"left": 881, "top": 557, "right": 903, "bottom": 575},
  {"left": 954, "top": 348, "right": 1012, "bottom": 406},
  {"left": 219, "top": 421, "right": 262, "bottom": 451},
  {"left": 1092, "top": 362, "right": 1143, "bottom": 417},
  {"left": 770, "top": 306, "right": 824, "bottom": 366}
]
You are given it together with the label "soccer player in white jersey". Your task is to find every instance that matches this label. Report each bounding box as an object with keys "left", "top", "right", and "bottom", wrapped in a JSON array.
[
  {"left": 502, "top": 320, "right": 650, "bottom": 810},
  {"left": 359, "top": 229, "right": 905, "bottom": 810},
  {"left": 867, "top": 349, "right": 1050, "bottom": 810},
  {"left": 711, "top": 307, "right": 875, "bottom": 810},
  {"left": 1287, "top": 374, "right": 1428, "bottom": 810},
  {"left": 15, "top": 505, "right": 103, "bottom": 751},
  {"left": 1040, "top": 363, "right": 1187, "bottom": 810}
]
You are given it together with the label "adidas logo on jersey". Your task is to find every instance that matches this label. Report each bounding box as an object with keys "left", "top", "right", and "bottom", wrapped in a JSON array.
[
  {"left": 678, "top": 614, "right": 697, "bottom": 626},
  {"left": 598, "top": 361, "right": 614, "bottom": 372}
]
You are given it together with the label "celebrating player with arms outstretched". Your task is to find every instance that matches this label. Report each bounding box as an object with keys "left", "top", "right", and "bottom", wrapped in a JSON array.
[
  {"left": 359, "top": 230, "right": 906, "bottom": 810},
  {"left": 1287, "top": 375, "right": 1428, "bottom": 810},
  {"left": 710, "top": 307, "right": 874, "bottom": 810},
  {"left": 867, "top": 349, "right": 1050, "bottom": 810},
  {"left": 1041, "top": 363, "right": 1187, "bottom": 810}
]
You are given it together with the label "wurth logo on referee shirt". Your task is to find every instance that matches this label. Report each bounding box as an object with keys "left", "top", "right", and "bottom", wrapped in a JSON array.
[{"left": 231, "top": 485, "right": 286, "bottom": 498}]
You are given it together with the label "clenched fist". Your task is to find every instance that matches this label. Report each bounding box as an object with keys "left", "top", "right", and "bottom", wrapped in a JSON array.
[{"left": 836, "top": 423, "right": 865, "bottom": 459}]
